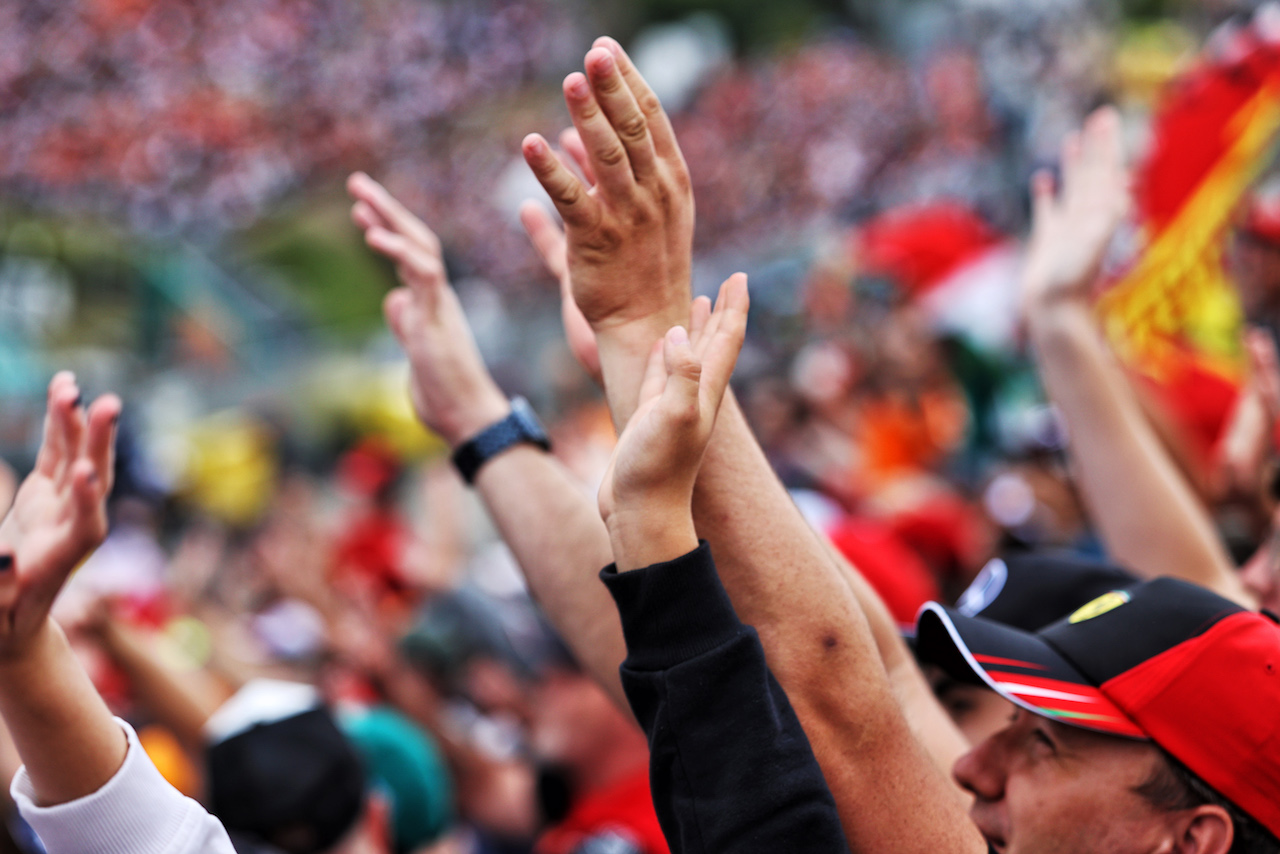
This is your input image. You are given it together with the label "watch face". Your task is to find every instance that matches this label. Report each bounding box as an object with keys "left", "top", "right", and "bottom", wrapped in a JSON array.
[{"left": 511, "top": 398, "right": 549, "bottom": 443}]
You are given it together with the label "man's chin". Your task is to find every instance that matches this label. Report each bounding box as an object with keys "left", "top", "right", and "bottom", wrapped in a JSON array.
[{"left": 969, "top": 807, "right": 1008, "bottom": 853}]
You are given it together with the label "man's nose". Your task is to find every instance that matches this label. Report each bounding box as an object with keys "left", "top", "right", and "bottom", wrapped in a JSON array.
[{"left": 952, "top": 732, "right": 1007, "bottom": 802}]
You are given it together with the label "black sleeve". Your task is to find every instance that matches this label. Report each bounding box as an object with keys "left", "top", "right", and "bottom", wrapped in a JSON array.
[{"left": 599, "top": 542, "right": 850, "bottom": 854}]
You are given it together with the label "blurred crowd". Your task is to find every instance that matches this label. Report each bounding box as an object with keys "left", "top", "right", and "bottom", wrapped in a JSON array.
[{"left": 3, "top": 0, "right": 1280, "bottom": 852}]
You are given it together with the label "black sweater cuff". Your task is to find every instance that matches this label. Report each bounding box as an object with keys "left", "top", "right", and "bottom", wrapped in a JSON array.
[{"left": 599, "top": 540, "right": 746, "bottom": 672}]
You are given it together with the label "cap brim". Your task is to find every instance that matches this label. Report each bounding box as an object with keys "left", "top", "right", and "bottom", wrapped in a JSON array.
[{"left": 916, "top": 604, "right": 1147, "bottom": 739}]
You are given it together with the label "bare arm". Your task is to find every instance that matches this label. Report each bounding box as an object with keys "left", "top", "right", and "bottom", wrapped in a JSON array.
[
  {"left": 524, "top": 38, "right": 981, "bottom": 852},
  {"left": 471, "top": 448, "right": 624, "bottom": 702},
  {"left": 89, "top": 612, "right": 228, "bottom": 756},
  {"left": 816, "top": 526, "right": 970, "bottom": 774},
  {"left": 0, "top": 373, "right": 125, "bottom": 806},
  {"left": 347, "top": 173, "right": 630, "bottom": 710},
  {"left": 1022, "top": 109, "right": 1250, "bottom": 607}
]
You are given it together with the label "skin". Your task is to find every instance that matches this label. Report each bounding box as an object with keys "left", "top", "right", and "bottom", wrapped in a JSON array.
[
  {"left": 357, "top": 39, "right": 1243, "bottom": 852},
  {"left": 0, "top": 372, "right": 124, "bottom": 806},
  {"left": 1023, "top": 107, "right": 1277, "bottom": 613},
  {"left": 955, "top": 711, "right": 1232, "bottom": 854},
  {"left": 929, "top": 673, "right": 1016, "bottom": 747},
  {"left": 524, "top": 38, "right": 979, "bottom": 852}
]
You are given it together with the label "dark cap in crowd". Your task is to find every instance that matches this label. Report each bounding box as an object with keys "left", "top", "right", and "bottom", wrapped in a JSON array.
[
  {"left": 206, "top": 680, "right": 366, "bottom": 854},
  {"left": 954, "top": 551, "right": 1137, "bottom": 632},
  {"left": 917, "top": 577, "right": 1280, "bottom": 838}
]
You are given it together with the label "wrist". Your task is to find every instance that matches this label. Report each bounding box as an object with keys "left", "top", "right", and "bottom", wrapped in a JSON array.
[
  {"left": 0, "top": 619, "right": 63, "bottom": 681},
  {"left": 606, "top": 502, "right": 698, "bottom": 573},
  {"left": 593, "top": 307, "right": 690, "bottom": 350},
  {"left": 1026, "top": 293, "right": 1095, "bottom": 340},
  {"left": 438, "top": 392, "right": 512, "bottom": 449}
]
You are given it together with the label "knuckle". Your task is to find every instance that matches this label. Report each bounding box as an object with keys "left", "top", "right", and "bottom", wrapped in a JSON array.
[
  {"left": 407, "top": 254, "right": 443, "bottom": 282},
  {"left": 595, "top": 144, "right": 627, "bottom": 170},
  {"left": 637, "top": 91, "right": 663, "bottom": 118},
  {"left": 617, "top": 112, "right": 649, "bottom": 144}
]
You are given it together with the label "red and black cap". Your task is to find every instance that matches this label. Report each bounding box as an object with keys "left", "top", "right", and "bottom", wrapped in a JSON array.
[{"left": 916, "top": 577, "right": 1280, "bottom": 839}]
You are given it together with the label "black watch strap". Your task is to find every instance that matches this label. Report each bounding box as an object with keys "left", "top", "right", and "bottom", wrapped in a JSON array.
[{"left": 451, "top": 397, "right": 551, "bottom": 484}]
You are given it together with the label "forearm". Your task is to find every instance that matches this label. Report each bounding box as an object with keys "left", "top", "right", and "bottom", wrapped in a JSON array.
[
  {"left": 818, "top": 536, "right": 969, "bottom": 774},
  {"left": 596, "top": 316, "right": 687, "bottom": 430},
  {"left": 602, "top": 543, "right": 850, "bottom": 853},
  {"left": 691, "top": 397, "right": 975, "bottom": 846},
  {"left": 97, "top": 622, "right": 223, "bottom": 754},
  {"left": 472, "top": 446, "right": 631, "bottom": 711},
  {"left": 1028, "top": 298, "right": 1247, "bottom": 604},
  {"left": 0, "top": 622, "right": 125, "bottom": 806}
]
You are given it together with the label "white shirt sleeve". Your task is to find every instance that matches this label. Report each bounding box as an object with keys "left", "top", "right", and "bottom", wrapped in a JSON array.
[{"left": 10, "top": 718, "right": 236, "bottom": 854}]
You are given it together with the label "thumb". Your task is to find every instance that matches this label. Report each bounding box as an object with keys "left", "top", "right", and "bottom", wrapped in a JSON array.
[{"left": 659, "top": 326, "right": 702, "bottom": 427}]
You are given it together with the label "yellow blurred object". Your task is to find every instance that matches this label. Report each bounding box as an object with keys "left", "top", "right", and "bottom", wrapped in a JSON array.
[
  {"left": 181, "top": 411, "right": 279, "bottom": 527},
  {"left": 161, "top": 615, "right": 215, "bottom": 672},
  {"left": 306, "top": 359, "right": 446, "bottom": 460},
  {"left": 1100, "top": 83, "right": 1280, "bottom": 384},
  {"left": 138, "top": 725, "right": 200, "bottom": 798},
  {"left": 1115, "top": 22, "right": 1197, "bottom": 107}
]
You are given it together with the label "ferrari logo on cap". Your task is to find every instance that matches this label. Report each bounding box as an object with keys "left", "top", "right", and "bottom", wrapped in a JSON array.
[{"left": 1069, "top": 591, "right": 1132, "bottom": 624}]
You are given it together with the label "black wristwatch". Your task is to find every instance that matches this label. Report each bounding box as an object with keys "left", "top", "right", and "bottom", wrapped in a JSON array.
[{"left": 451, "top": 397, "right": 552, "bottom": 484}]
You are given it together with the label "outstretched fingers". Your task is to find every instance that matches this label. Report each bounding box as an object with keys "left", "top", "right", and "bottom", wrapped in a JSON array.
[
  {"left": 523, "top": 133, "right": 600, "bottom": 230},
  {"left": 584, "top": 47, "right": 657, "bottom": 183},
  {"left": 697, "top": 274, "right": 749, "bottom": 404},
  {"left": 84, "top": 395, "right": 121, "bottom": 498},
  {"left": 559, "top": 128, "right": 597, "bottom": 187},
  {"left": 657, "top": 326, "right": 702, "bottom": 425},
  {"left": 592, "top": 37, "right": 682, "bottom": 164},
  {"left": 347, "top": 173, "right": 441, "bottom": 255},
  {"left": 364, "top": 227, "right": 446, "bottom": 312},
  {"left": 35, "top": 373, "right": 76, "bottom": 479},
  {"left": 561, "top": 70, "right": 635, "bottom": 197},
  {"left": 518, "top": 201, "right": 570, "bottom": 284}
]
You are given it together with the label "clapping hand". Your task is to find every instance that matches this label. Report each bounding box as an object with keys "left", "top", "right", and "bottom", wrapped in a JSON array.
[{"left": 600, "top": 275, "right": 748, "bottom": 571}]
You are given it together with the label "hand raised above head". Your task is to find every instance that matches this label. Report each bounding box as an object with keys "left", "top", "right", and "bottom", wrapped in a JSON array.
[
  {"left": 0, "top": 372, "right": 119, "bottom": 659},
  {"left": 599, "top": 273, "right": 748, "bottom": 539},
  {"left": 1022, "top": 106, "right": 1131, "bottom": 314},
  {"left": 347, "top": 172, "right": 510, "bottom": 447},
  {"left": 522, "top": 37, "right": 695, "bottom": 335}
]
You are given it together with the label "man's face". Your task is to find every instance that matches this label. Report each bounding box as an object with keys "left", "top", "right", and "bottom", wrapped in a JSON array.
[{"left": 953, "top": 709, "right": 1179, "bottom": 854}]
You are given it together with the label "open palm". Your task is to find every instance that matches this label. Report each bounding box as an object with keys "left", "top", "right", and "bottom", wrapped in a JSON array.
[
  {"left": 599, "top": 274, "right": 748, "bottom": 524},
  {"left": 0, "top": 373, "right": 119, "bottom": 656}
]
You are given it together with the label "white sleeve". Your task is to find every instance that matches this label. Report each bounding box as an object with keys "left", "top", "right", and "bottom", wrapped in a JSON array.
[{"left": 10, "top": 718, "right": 236, "bottom": 854}]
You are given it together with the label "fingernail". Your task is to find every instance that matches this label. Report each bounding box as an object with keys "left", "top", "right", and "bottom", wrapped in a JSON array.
[
  {"left": 568, "top": 75, "right": 589, "bottom": 98},
  {"left": 0, "top": 555, "right": 12, "bottom": 571},
  {"left": 592, "top": 50, "right": 615, "bottom": 73},
  {"left": 669, "top": 326, "right": 689, "bottom": 346}
]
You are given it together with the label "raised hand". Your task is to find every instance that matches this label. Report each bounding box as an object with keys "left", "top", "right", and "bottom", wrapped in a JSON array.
[
  {"left": 519, "top": 200, "right": 602, "bottom": 382},
  {"left": 1218, "top": 329, "right": 1280, "bottom": 499},
  {"left": 599, "top": 274, "right": 747, "bottom": 569},
  {"left": 1022, "top": 106, "right": 1130, "bottom": 313},
  {"left": 348, "top": 172, "right": 511, "bottom": 447},
  {"left": 521, "top": 37, "right": 695, "bottom": 334},
  {"left": 0, "top": 372, "right": 120, "bottom": 659}
]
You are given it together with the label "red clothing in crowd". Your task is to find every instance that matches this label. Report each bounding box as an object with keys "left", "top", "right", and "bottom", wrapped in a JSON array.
[{"left": 535, "top": 767, "right": 669, "bottom": 854}]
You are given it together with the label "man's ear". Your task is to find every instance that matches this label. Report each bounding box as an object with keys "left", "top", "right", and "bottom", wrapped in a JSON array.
[{"left": 1173, "top": 805, "right": 1234, "bottom": 854}]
